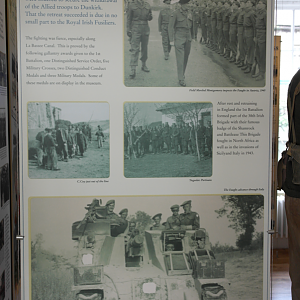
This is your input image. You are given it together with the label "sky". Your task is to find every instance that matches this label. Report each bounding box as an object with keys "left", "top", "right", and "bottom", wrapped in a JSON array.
[
  {"left": 30, "top": 195, "right": 264, "bottom": 254},
  {"left": 51, "top": 102, "right": 109, "bottom": 123}
]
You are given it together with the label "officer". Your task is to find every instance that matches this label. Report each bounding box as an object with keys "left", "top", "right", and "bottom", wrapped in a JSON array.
[
  {"left": 179, "top": 200, "right": 200, "bottom": 230},
  {"left": 168, "top": 0, "right": 193, "bottom": 87},
  {"left": 165, "top": 204, "right": 181, "bottom": 230},
  {"left": 127, "top": 0, "right": 153, "bottom": 79},
  {"left": 158, "top": 0, "right": 172, "bottom": 60},
  {"left": 253, "top": 0, "right": 266, "bottom": 81},
  {"left": 150, "top": 213, "right": 166, "bottom": 230}
]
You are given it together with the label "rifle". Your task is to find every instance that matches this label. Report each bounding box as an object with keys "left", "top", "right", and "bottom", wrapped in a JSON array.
[{"left": 133, "top": 130, "right": 147, "bottom": 145}]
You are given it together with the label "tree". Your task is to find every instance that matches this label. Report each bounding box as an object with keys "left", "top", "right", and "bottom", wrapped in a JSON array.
[
  {"left": 124, "top": 103, "right": 140, "bottom": 159},
  {"left": 215, "top": 195, "right": 264, "bottom": 250}
]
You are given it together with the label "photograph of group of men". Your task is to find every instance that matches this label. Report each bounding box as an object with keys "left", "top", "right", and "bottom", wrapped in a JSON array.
[
  {"left": 28, "top": 102, "right": 109, "bottom": 179},
  {"left": 124, "top": 0, "right": 267, "bottom": 87},
  {"left": 124, "top": 102, "right": 212, "bottom": 178}
]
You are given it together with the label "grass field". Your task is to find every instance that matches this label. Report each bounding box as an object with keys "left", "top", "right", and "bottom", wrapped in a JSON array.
[{"left": 124, "top": 152, "right": 212, "bottom": 178}]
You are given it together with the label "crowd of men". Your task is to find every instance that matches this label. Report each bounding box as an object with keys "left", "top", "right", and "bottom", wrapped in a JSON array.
[
  {"left": 124, "top": 120, "right": 212, "bottom": 159},
  {"left": 126, "top": 0, "right": 266, "bottom": 85},
  {"left": 35, "top": 124, "right": 104, "bottom": 171}
]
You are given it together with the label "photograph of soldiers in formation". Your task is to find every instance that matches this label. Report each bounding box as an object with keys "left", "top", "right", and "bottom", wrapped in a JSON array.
[
  {"left": 30, "top": 195, "right": 264, "bottom": 300},
  {"left": 0, "top": 164, "right": 9, "bottom": 207},
  {"left": 27, "top": 102, "right": 109, "bottom": 179},
  {"left": 0, "top": 109, "right": 6, "bottom": 149},
  {"left": 124, "top": 0, "right": 266, "bottom": 87},
  {"left": 124, "top": 102, "right": 212, "bottom": 177}
]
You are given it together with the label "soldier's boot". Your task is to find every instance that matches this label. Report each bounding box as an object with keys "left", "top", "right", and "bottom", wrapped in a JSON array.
[
  {"left": 229, "top": 56, "right": 236, "bottom": 63},
  {"left": 244, "top": 64, "right": 252, "bottom": 73},
  {"left": 164, "top": 52, "right": 169, "bottom": 60},
  {"left": 141, "top": 62, "right": 150, "bottom": 72},
  {"left": 129, "top": 67, "right": 136, "bottom": 79},
  {"left": 241, "top": 64, "right": 248, "bottom": 70},
  {"left": 255, "top": 73, "right": 264, "bottom": 81}
]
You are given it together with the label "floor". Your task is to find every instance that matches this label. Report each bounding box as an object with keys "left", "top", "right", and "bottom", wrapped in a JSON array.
[{"left": 271, "top": 249, "right": 292, "bottom": 300}]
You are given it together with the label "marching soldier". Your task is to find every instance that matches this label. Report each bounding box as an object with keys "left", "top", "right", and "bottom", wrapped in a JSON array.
[
  {"left": 127, "top": 0, "right": 153, "bottom": 79},
  {"left": 158, "top": 0, "right": 172, "bottom": 60},
  {"left": 179, "top": 200, "right": 200, "bottom": 230},
  {"left": 150, "top": 213, "right": 166, "bottom": 230},
  {"left": 165, "top": 205, "right": 181, "bottom": 230},
  {"left": 168, "top": 0, "right": 193, "bottom": 86}
]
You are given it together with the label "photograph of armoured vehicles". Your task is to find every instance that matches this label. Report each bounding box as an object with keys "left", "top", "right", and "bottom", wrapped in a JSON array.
[{"left": 30, "top": 195, "right": 264, "bottom": 300}]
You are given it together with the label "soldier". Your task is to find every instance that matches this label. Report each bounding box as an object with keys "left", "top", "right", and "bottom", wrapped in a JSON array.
[
  {"left": 197, "top": 120, "right": 206, "bottom": 158},
  {"left": 229, "top": 1, "right": 239, "bottom": 63},
  {"left": 56, "top": 124, "right": 69, "bottom": 162},
  {"left": 76, "top": 127, "right": 87, "bottom": 157},
  {"left": 158, "top": 0, "right": 172, "bottom": 60},
  {"left": 172, "top": 123, "right": 180, "bottom": 154},
  {"left": 151, "top": 127, "right": 159, "bottom": 154},
  {"left": 150, "top": 213, "right": 165, "bottom": 230},
  {"left": 222, "top": 0, "right": 231, "bottom": 59},
  {"left": 210, "top": 0, "right": 218, "bottom": 50},
  {"left": 179, "top": 200, "right": 200, "bottom": 230},
  {"left": 190, "top": 122, "right": 196, "bottom": 155},
  {"left": 168, "top": 0, "right": 193, "bottom": 87},
  {"left": 67, "top": 125, "right": 76, "bottom": 158},
  {"left": 105, "top": 200, "right": 119, "bottom": 220},
  {"left": 43, "top": 128, "right": 59, "bottom": 171},
  {"left": 242, "top": 0, "right": 256, "bottom": 74},
  {"left": 117, "top": 208, "right": 129, "bottom": 235},
  {"left": 205, "top": 120, "right": 212, "bottom": 157},
  {"left": 127, "top": 0, "right": 153, "bottom": 79},
  {"left": 236, "top": 0, "right": 247, "bottom": 67},
  {"left": 95, "top": 125, "right": 104, "bottom": 149},
  {"left": 165, "top": 205, "right": 181, "bottom": 230},
  {"left": 182, "top": 122, "right": 190, "bottom": 154},
  {"left": 216, "top": 0, "right": 225, "bottom": 55},
  {"left": 253, "top": 0, "right": 266, "bottom": 81},
  {"left": 162, "top": 122, "right": 171, "bottom": 153}
]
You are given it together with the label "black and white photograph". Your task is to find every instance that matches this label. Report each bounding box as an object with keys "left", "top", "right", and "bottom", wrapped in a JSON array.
[
  {"left": 30, "top": 194, "right": 264, "bottom": 300},
  {"left": 0, "top": 52, "right": 7, "bottom": 88},
  {"left": 124, "top": 0, "right": 266, "bottom": 87},
  {"left": 0, "top": 109, "right": 6, "bottom": 149},
  {"left": 28, "top": 102, "right": 110, "bottom": 179},
  {"left": 0, "top": 270, "right": 4, "bottom": 300},
  {"left": 124, "top": 102, "right": 212, "bottom": 178},
  {"left": 0, "top": 164, "right": 9, "bottom": 206}
]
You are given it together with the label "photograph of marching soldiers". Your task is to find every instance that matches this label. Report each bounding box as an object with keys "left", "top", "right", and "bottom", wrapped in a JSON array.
[
  {"left": 0, "top": 109, "right": 6, "bottom": 149},
  {"left": 30, "top": 194, "right": 264, "bottom": 300},
  {"left": 28, "top": 102, "right": 109, "bottom": 179},
  {"left": 124, "top": 102, "right": 212, "bottom": 178},
  {"left": 124, "top": 0, "right": 266, "bottom": 87},
  {"left": 0, "top": 164, "right": 9, "bottom": 207}
]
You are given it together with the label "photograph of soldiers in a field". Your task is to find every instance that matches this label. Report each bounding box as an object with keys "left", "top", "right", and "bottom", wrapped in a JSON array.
[
  {"left": 28, "top": 102, "right": 109, "bottom": 179},
  {"left": 30, "top": 194, "right": 264, "bottom": 300},
  {"left": 124, "top": 102, "right": 212, "bottom": 178},
  {"left": 124, "top": 0, "right": 266, "bottom": 87}
]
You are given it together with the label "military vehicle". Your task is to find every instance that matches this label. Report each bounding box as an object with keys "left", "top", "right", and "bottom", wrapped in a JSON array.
[{"left": 71, "top": 199, "right": 229, "bottom": 300}]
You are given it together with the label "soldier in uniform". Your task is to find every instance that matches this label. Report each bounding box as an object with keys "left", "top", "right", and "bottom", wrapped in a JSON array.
[
  {"left": 236, "top": 0, "right": 246, "bottom": 67},
  {"left": 168, "top": 0, "right": 193, "bottom": 87},
  {"left": 222, "top": 0, "right": 231, "bottom": 59},
  {"left": 205, "top": 120, "right": 212, "bottom": 157},
  {"left": 216, "top": 0, "right": 225, "bottom": 55},
  {"left": 105, "top": 200, "right": 119, "bottom": 221},
  {"left": 253, "top": 0, "right": 266, "bottom": 81},
  {"left": 229, "top": 1, "right": 239, "bottom": 63},
  {"left": 210, "top": 0, "right": 218, "bottom": 51},
  {"left": 117, "top": 208, "right": 129, "bottom": 235},
  {"left": 242, "top": 0, "right": 256, "bottom": 74},
  {"left": 150, "top": 213, "right": 166, "bottom": 230},
  {"left": 172, "top": 123, "right": 180, "bottom": 154},
  {"left": 179, "top": 200, "right": 200, "bottom": 230},
  {"left": 162, "top": 122, "right": 171, "bottom": 153},
  {"left": 165, "top": 204, "right": 181, "bottom": 230},
  {"left": 197, "top": 120, "right": 206, "bottom": 159},
  {"left": 158, "top": 0, "right": 172, "bottom": 60},
  {"left": 43, "top": 128, "right": 60, "bottom": 171},
  {"left": 127, "top": 0, "right": 153, "bottom": 79}
]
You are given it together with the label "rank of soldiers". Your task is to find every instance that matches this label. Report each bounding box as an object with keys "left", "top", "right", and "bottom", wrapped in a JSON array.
[
  {"left": 125, "top": 120, "right": 212, "bottom": 159},
  {"left": 126, "top": 0, "right": 266, "bottom": 85}
]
